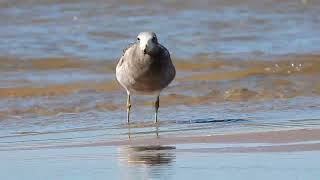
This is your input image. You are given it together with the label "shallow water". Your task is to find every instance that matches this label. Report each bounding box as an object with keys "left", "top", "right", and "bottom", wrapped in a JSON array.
[
  {"left": 1, "top": 0, "right": 320, "bottom": 179},
  {"left": 1, "top": 145, "right": 320, "bottom": 180},
  {"left": 1, "top": 0, "right": 320, "bottom": 59}
]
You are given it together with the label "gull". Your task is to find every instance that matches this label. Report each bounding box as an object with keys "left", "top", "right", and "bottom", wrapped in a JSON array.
[{"left": 116, "top": 32, "right": 175, "bottom": 123}]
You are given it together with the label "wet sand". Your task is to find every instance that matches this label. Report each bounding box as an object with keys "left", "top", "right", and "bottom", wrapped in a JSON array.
[
  {"left": 4, "top": 128, "right": 320, "bottom": 152},
  {"left": 1, "top": 130, "right": 320, "bottom": 180},
  {"left": 1, "top": 144, "right": 319, "bottom": 180}
]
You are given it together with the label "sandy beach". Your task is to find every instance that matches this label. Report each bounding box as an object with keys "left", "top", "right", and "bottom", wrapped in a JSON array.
[{"left": 1, "top": 0, "right": 320, "bottom": 179}]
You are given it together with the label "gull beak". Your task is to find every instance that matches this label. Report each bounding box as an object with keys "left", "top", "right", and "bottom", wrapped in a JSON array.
[{"left": 143, "top": 45, "right": 148, "bottom": 54}]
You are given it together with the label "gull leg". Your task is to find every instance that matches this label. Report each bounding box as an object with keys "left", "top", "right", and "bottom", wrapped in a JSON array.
[
  {"left": 128, "top": 124, "right": 131, "bottom": 139},
  {"left": 155, "top": 123, "right": 159, "bottom": 138},
  {"left": 154, "top": 95, "right": 160, "bottom": 123},
  {"left": 127, "top": 93, "right": 131, "bottom": 124}
]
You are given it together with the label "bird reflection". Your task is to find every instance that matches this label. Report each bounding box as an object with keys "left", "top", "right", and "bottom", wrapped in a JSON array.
[
  {"left": 120, "top": 121, "right": 175, "bottom": 179},
  {"left": 122, "top": 123, "right": 175, "bottom": 165},
  {"left": 118, "top": 145, "right": 176, "bottom": 179},
  {"left": 124, "top": 145, "right": 176, "bottom": 165},
  {"left": 127, "top": 122, "right": 160, "bottom": 139}
]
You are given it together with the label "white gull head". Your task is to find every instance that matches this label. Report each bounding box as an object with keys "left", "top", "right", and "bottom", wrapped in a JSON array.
[{"left": 136, "top": 32, "right": 158, "bottom": 55}]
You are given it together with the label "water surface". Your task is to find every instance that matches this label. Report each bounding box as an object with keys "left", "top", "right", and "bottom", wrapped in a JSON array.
[{"left": 0, "top": 0, "right": 320, "bottom": 179}]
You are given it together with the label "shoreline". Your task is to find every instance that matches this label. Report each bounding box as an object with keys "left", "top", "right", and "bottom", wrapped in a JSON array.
[{"left": 2, "top": 128, "right": 320, "bottom": 153}]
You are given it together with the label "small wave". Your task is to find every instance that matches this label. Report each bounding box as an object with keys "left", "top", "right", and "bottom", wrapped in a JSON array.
[
  {"left": 0, "top": 80, "right": 119, "bottom": 97},
  {"left": 0, "top": 57, "right": 115, "bottom": 72},
  {"left": 176, "top": 118, "right": 247, "bottom": 124},
  {"left": 0, "top": 54, "right": 319, "bottom": 118}
]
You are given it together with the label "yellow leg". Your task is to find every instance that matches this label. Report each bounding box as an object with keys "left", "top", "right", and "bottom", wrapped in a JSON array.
[
  {"left": 154, "top": 95, "right": 159, "bottom": 123},
  {"left": 127, "top": 94, "right": 131, "bottom": 124}
]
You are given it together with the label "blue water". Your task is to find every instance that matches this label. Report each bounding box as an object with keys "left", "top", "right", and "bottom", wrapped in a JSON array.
[{"left": 0, "top": 0, "right": 319, "bottom": 60}]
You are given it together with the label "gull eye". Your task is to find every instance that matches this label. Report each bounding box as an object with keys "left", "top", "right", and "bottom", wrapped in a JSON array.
[
  {"left": 137, "top": 37, "right": 140, "bottom": 41},
  {"left": 152, "top": 36, "right": 156, "bottom": 42}
]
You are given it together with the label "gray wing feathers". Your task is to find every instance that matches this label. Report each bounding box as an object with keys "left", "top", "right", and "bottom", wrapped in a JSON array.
[{"left": 117, "top": 43, "right": 136, "bottom": 68}]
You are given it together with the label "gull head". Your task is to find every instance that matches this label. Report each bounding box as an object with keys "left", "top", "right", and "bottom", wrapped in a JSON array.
[{"left": 137, "top": 32, "right": 159, "bottom": 55}]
